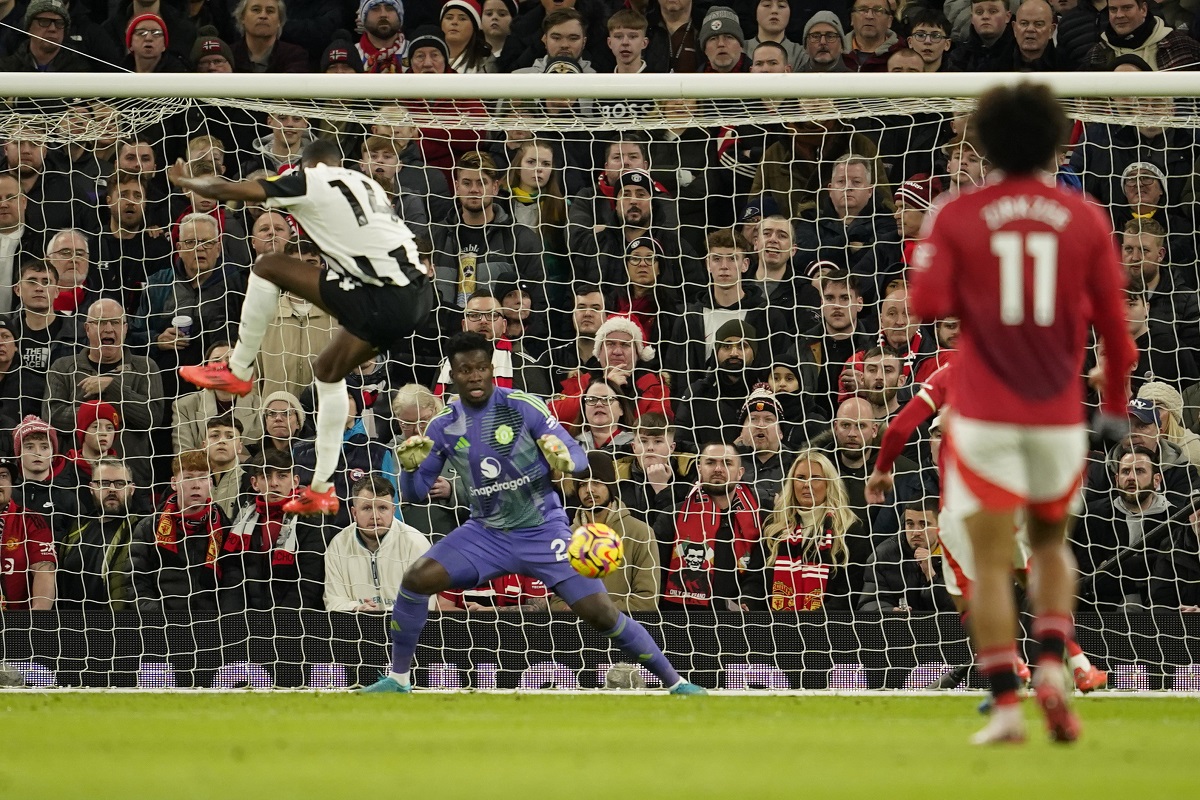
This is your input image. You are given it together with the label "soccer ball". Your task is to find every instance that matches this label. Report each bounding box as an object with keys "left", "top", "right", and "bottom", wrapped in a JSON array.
[{"left": 567, "top": 522, "right": 623, "bottom": 579}]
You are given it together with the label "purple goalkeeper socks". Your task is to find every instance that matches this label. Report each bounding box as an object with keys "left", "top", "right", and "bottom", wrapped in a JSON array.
[
  {"left": 389, "top": 588, "right": 431, "bottom": 675},
  {"left": 602, "top": 613, "right": 682, "bottom": 687}
]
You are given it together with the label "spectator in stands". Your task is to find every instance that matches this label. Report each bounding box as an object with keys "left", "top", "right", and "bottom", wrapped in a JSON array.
[
  {"left": 482, "top": 0, "right": 515, "bottom": 65},
  {"left": 131, "top": 450, "right": 229, "bottom": 611},
  {"left": 11, "top": 413, "right": 80, "bottom": 539},
  {"left": 1137, "top": 381, "right": 1200, "bottom": 467},
  {"left": 248, "top": 210, "right": 293, "bottom": 259},
  {"left": 799, "top": 11, "right": 847, "bottom": 73},
  {"left": 133, "top": 213, "right": 246, "bottom": 386},
  {"left": 560, "top": 450, "right": 659, "bottom": 612},
  {"left": 402, "top": 31, "right": 488, "bottom": 177},
  {"left": 0, "top": 318, "right": 33, "bottom": 432},
  {"left": 749, "top": 40, "right": 790, "bottom": 74},
  {"left": 172, "top": 341, "right": 262, "bottom": 454},
  {"left": 354, "top": 0, "right": 406, "bottom": 72},
  {"left": 642, "top": 0, "right": 704, "bottom": 73},
  {"left": 92, "top": 173, "right": 172, "bottom": 310},
  {"left": 358, "top": 136, "right": 439, "bottom": 238},
  {"left": 258, "top": 390, "right": 305, "bottom": 457},
  {"left": 605, "top": 8, "right": 651, "bottom": 77},
  {"left": 855, "top": 345, "right": 910, "bottom": 421},
  {"left": 323, "top": 474, "right": 434, "bottom": 612},
  {"left": 1074, "top": 446, "right": 1183, "bottom": 609},
  {"left": 389, "top": 385, "right": 463, "bottom": 538},
  {"left": 105, "top": 1, "right": 198, "bottom": 59},
  {"left": 826, "top": 395, "right": 917, "bottom": 531},
  {"left": 1083, "top": 0, "right": 1200, "bottom": 70},
  {"left": 733, "top": 386, "right": 795, "bottom": 511},
  {"left": 753, "top": 214, "right": 817, "bottom": 332},
  {"left": 661, "top": 442, "right": 765, "bottom": 612},
  {"left": 566, "top": 133, "right": 648, "bottom": 240},
  {"left": 9, "top": 260, "right": 83, "bottom": 403},
  {"left": 172, "top": 161, "right": 252, "bottom": 269},
  {"left": 795, "top": 154, "right": 901, "bottom": 305},
  {"left": 0, "top": 455, "right": 55, "bottom": 610},
  {"left": 576, "top": 379, "right": 635, "bottom": 456},
  {"left": 46, "top": 298, "right": 165, "bottom": 491},
  {"left": 1085, "top": 398, "right": 1200, "bottom": 512},
  {"left": 552, "top": 315, "right": 672, "bottom": 431},
  {"left": 243, "top": 112, "right": 313, "bottom": 175},
  {"left": 676, "top": 320, "right": 762, "bottom": 449},
  {"left": 431, "top": 151, "right": 544, "bottom": 311},
  {"left": 121, "top": 12, "right": 188, "bottom": 72},
  {"left": 0, "top": 175, "right": 39, "bottom": 318},
  {"left": 503, "top": 4, "right": 610, "bottom": 74},
  {"left": 60, "top": 400, "right": 124, "bottom": 485},
  {"left": 192, "top": 23, "right": 235, "bottom": 71},
  {"left": 1124, "top": 284, "right": 1196, "bottom": 394},
  {"left": 893, "top": 175, "right": 941, "bottom": 268},
  {"left": 800, "top": 268, "right": 871, "bottom": 418},
  {"left": 231, "top": 0, "right": 308, "bottom": 72},
  {"left": 941, "top": 129, "right": 988, "bottom": 193},
  {"left": 203, "top": 411, "right": 244, "bottom": 519},
  {"left": 1111, "top": 161, "right": 1197, "bottom": 273},
  {"left": 56, "top": 457, "right": 141, "bottom": 609},
  {"left": 505, "top": 139, "right": 570, "bottom": 308},
  {"left": 1151, "top": 507, "right": 1200, "bottom": 611},
  {"left": 491, "top": 273, "right": 553, "bottom": 394},
  {"left": 1056, "top": 0, "right": 1105, "bottom": 70},
  {"left": 616, "top": 411, "right": 693, "bottom": 536},
  {"left": 948, "top": 0, "right": 1015, "bottom": 71},
  {"left": 607, "top": 237, "right": 684, "bottom": 348},
  {"left": 1122, "top": 218, "right": 1200, "bottom": 354},
  {"left": 256, "top": 239, "right": 338, "bottom": 400},
  {"left": 0, "top": 0, "right": 89, "bottom": 71},
  {"left": 441, "top": 0, "right": 494, "bottom": 74},
  {"left": 699, "top": 6, "right": 748, "bottom": 73},
  {"left": 886, "top": 46, "right": 923, "bottom": 72},
  {"left": 220, "top": 448, "right": 330, "bottom": 610},
  {"left": 751, "top": 117, "right": 880, "bottom": 220},
  {"left": 844, "top": 0, "right": 903, "bottom": 72},
  {"left": 906, "top": 9, "right": 951, "bottom": 72},
  {"left": 755, "top": 449, "right": 870, "bottom": 611},
  {"left": 3, "top": 138, "right": 100, "bottom": 238},
  {"left": 745, "top": 0, "right": 805, "bottom": 71},
  {"left": 859, "top": 496, "right": 952, "bottom": 612},
  {"left": 432, "top": 290, "right": 515, "bottom": 395},
  {"left": 1010, "top": 0, "right": 1059, "bottom": 70},
  {"left": 45, "top": 229, "right": 92, "bottom": 314},
  {"left": 664, "top": 229, "right": 783, "bottom": 389},
  {"left": 318, "top": 31, "right": 363, "bottom": 74},
  {"left": 546, "top": 283, "right": 605, "bottom": 388}
]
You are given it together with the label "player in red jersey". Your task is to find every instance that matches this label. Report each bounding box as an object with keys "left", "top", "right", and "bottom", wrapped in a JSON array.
[
  {"left": 907, "top": 83, "right": 1137, "bottom": 745},
  {"left": 865, "top": 362, "right": 1108, "bottom": 695}
]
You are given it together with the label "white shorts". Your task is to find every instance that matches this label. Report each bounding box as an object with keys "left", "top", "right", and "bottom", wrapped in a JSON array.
[{"left": 938, "top": 415, "right": 1086, "bottom": 599}]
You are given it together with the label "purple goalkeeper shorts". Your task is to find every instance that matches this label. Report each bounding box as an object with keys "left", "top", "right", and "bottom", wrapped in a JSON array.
[{"left": 424, "top": 518, "right": 607, "bottom": 607}]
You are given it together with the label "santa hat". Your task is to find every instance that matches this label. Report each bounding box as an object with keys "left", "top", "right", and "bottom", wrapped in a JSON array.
[
  {"left": 893, "top": 173, "right": 943, "bottom": 211},
  {"left": 594, "top": 316, "right": 655, "bottom": 362},
  {"left": 442, "top": 0, "right": 482, "bottom": 29},
  {"left": 126, "top": 13, "right": 167, "bottom": 51},
  {"left": 12, "top": 414, "right": 58, "bottom": 454},
  {"left": 76, "top": 400, "right": 121, "bottom": 443}
]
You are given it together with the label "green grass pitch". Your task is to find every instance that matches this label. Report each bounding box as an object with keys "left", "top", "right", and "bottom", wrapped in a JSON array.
[{"left": 2, "top": 693, "right": 1195, "bottom": 799}]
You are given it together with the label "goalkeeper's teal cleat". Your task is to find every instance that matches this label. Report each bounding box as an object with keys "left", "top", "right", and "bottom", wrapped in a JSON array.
[
  {"left": 359, "top": 675, "right": 412, "bottom": 694},
  {"left": 669, "top": 682, "right": 707, "bottom": 696}
]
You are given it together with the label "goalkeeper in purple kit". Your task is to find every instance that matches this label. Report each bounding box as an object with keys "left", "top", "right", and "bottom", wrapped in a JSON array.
[{"left": 361, "top": 332, "right": 704, "bottom": 694}]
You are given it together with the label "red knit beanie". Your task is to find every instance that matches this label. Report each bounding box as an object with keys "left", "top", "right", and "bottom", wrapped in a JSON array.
[
  {"left": 126, "top": 13, "right": 168, "bottom": 51},
  {"left": 76, "top": 400, "right": 121, "bottom": 444}
]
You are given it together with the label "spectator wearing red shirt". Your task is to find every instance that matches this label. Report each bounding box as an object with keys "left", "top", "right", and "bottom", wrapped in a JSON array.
[{"left": 0, "top": 456, "right": 55, "bottom": 610}]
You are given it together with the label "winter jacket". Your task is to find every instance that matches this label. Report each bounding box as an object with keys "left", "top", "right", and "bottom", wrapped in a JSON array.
[
  {"left": 220, "top": 499, "right": 333, "bottom": 610},
  {"left": 552, "top": 504, "right": 660, "bottom": 612},
  {"left": 947, "top": 25, "right": 1016, "bottom": 71},
  {"left": 130, "top": 503, "right": 230, "bottom": 612},
  {"left": 231, "top": 36, "right": 310, "bottom": 73},
  {"left": 323, "top": 518, "right": 432, "bottom": 611},
  {"left": 1083, "top": 15, "right": 1200, "bottom": 71},
  {"left": 842, "top": 30, "right": 903, "bottom": 72},
  {"left": 56, "top": 513, "right": 140, "bottom": 610},
  {"left": 430, "top": 204, "right": 546, "bottom": 310},
  {"left": 1056, "top": 2, "right": 1105, "bottom": 70},
  {"left": 794, "top": 196, "right": 903, "bottom": 304},
  {"left": 256, "top": 292, "right": 339, "bottom": 401},
  {"left": 858, "top": 531, "right": 954, "bottom": 612}
]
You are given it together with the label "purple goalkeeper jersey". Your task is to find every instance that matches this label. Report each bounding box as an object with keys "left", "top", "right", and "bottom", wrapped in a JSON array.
[{"left": 399, "top": 388, "right": 586, "bottom": 530}]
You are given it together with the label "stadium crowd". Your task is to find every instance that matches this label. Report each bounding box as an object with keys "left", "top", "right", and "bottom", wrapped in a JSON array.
[{"left": 0, "top": 0, "right": 1199, "bottom": 619}]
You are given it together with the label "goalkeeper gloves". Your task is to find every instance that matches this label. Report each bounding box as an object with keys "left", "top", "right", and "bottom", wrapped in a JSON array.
[
  {"left": 396, "top": 435, "right": 433, "bottom": 472},
  {"left": 538, "top": 434, "right": 576, "bottom": 473}
]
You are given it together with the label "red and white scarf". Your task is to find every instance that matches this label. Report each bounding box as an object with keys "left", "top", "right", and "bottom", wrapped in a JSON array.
[
  {"left": 153, "top": 494, "right": 225, "bottom": 574},
  {"left": 663, "top": 484, "right": 761, "bottom": 607},
  {"left": 770, "top": 512, "right": 836, "bottom": 611}
]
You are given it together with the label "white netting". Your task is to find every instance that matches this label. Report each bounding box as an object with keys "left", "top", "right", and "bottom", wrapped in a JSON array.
[{"left": 0, "top": 73, "right": 1197, "bottom": 691}]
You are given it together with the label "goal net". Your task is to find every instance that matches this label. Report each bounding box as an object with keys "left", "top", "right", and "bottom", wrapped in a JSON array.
[{"left": 0, "top": 73, "right": 1197, "bottom": 691}]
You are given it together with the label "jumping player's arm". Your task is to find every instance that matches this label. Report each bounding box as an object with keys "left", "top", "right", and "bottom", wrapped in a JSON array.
[
  {"left": 166, "top": 159, "right": 270, "bottom": 203},
  {"left": 1084, "top": 205, "right": 1139, "bottom": 417},
  {"left": 511, "top": 391, "right": 587, "bottom": 475}
]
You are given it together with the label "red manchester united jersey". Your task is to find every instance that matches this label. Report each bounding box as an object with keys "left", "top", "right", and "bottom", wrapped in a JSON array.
[
  {"left": 0, "top": 500, "right": 56, "bottom": 610},
  {"left": 909, "top": 175, "right": 1137, "bottom": 425}
]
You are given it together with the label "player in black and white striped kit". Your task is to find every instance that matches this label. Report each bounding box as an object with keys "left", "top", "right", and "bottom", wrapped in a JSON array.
[{"left": 169, "top": 139, "right": 433, "bottom": 515}]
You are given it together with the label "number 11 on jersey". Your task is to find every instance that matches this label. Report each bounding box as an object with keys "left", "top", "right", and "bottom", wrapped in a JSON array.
[{"left": 992, "top": 231, "right": 1058, "bottom": 327}]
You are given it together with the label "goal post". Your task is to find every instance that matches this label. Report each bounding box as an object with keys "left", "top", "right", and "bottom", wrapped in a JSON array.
[{"left": 0, "top": 72, "right": 1197, "bottom": 692}]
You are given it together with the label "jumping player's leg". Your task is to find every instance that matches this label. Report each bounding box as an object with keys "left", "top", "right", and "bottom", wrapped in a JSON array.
[
  {"left": 305, "top": 328, "right": 379, "bottom": 493},
  {"left": 228, "top": 253, "right": 331, "bottom": 381}
]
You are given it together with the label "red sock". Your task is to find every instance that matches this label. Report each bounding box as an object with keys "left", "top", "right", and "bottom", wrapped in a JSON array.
[
  {"left": 1034, "top": 612, "right": 1073, "bottom": 665},
  {"left": 1066, "top": 637, "right": 1084, "bottom": 658},
  {"left": 979, "top": 645, "right": 1021, "bottom": 706}
]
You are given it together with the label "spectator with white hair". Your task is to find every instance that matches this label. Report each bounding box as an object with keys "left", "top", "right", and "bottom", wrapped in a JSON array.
[
  {"left": 389, "top": 384, "right": 464, "bottom": 538},
  {"left": 44, "top": 228, "right": 93, "bottom": 314},
  {"left": 550, "top": 314, "right": 672, "bottom": 433}
]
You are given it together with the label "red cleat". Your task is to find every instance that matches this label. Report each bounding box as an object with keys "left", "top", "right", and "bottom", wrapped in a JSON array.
[
  {"left": 1035, "top": 677, "right": 1082, "bottom": 743},
  {"left": 1015, "top": 658, "right": 1032, "bottom": 686},
  {"left": 283, "top": 486, "right": 339, "bottom": 516},
  {"left": 180, "top": 362, "right": 253, "bottom": 396},
  {"left": 1073, "top": 665, "right": 1108, "bottom": 693}
]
